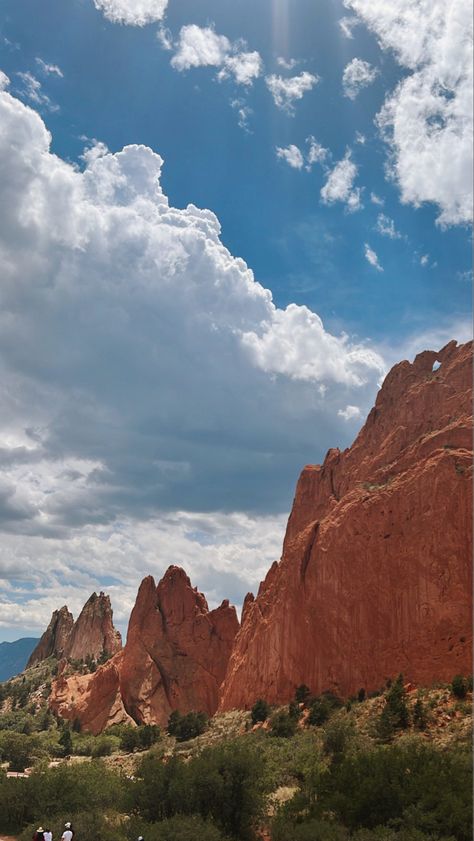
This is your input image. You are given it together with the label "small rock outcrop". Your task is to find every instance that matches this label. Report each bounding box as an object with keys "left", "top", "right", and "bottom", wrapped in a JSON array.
[
  {"left": 219, "top": 340, "right": 473, "bottom": 710},
  {"left": 28, "top": 592, "right": 121, "bottom": 669},
  {"left": 27, "top": 606, "right": 74, "bottom": 667},
  {"left": 49, "top": 567, "right": 239, "bottom": 733}
]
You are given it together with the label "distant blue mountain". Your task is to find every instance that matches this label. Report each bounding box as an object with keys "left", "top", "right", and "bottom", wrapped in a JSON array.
[{"left": 0, "top": 638, "right": 39, "bottom": 682}]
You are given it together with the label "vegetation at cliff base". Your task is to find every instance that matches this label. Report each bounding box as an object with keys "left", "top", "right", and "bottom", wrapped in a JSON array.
[{"left": 0, "top": 676, "right": 472, "bottom": 841}]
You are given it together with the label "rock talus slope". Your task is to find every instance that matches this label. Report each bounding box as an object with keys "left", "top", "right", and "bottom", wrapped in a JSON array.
[
  {"left": 219, "top": 340, "right": 473, "bottom": 709},
  {"left": 50, "top": 567, "right": 239, "bottom": 732}
]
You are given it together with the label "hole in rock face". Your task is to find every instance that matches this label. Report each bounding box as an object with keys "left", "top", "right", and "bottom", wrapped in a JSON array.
[{"left": 432, "top": 360, "right": 441, "bottom": 372}]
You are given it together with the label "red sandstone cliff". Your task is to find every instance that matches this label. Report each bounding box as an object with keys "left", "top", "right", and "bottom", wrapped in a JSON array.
[
  {"left": 28, "top": 592, "right": 121, "bottom": 669},
  {"left": 50, "top": 567, "right": 239, "bottom": 732},
  {"left": 219, "top": 340, "right": 473, "bottom": 709},
  {"left": 27, "top": 606, "right": 74, "bottom": 667},
  {"left": 67, "top": 592, "right": 122, "bottom": 661}
]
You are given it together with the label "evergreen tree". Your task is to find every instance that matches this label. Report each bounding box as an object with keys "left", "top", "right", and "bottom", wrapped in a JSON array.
[{"left": 59, "top": 725, "right": 73, "bottom": 756}]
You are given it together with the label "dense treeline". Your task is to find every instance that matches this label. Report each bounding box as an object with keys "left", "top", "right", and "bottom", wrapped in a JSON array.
[{"left": 0, "top": 735, "right": 471, "bottom": 841}]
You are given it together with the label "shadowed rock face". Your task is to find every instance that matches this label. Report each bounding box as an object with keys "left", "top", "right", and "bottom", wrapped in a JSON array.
[
  {"left": 27, "top": 606, "right": 74, "bottom": 667},
  {"left": 49, "top": 567, "right": 239, "bottom": 733},
  {"left": 27, "top": 593, "right": 121, "bottom": 668},
  {"left": 219, "top": 340, "right": 473, "bottom": 710}
]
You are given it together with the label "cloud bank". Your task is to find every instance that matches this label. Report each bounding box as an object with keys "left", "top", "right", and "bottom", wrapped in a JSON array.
[
  {"left": 0, "top": 86, "right": 386, "bottom": 631},
  {"left": 345, "top": 0, "right": 473, "bottom": 226}
]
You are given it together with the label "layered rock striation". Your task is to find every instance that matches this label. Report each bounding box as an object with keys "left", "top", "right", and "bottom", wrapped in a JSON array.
[
  {"left": 219, "top": 340, "right": 473, "bottom": 709},
  {"left": 49, "top": 567, "right": 239, "bottom": 733},
  {"left": 28, "top": 592, "right": 121, "bottom": 668}
]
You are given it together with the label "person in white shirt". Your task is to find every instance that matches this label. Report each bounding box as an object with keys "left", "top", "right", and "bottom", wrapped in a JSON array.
[
  {"left": 43, "top": 828, "right": 52, "bottom": 841},
  {"left": 61, "top": 823, "right": 73, "bottom": 841}
]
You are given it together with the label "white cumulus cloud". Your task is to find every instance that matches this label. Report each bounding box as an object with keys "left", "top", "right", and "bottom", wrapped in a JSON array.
[
  {"left": 171, "top": 25, "right": 231, "bottom": 70},
  {"left": 339, "top": 16, "right": 359, "bottom": 39},
  {"left": 276, "top": 144, "right": 304, "bottom": 169},
  {"left": 345, "top": 0, "right": 473, "bottom": 226},
  {"left": 93, "top": 0, "right": 168, "bottom": 25},
  {"left": 0, "top": 87, "right": 385, "bottom": 532},
  {"left": 338, "top": 404, "right": 362, "bottom": 421},
  {"left": 0, "top": 87, "right": 388, "bottom": 635},
  {"left": 16, "top": 72, "right": 58, "bottom": 112},
  {"left": 321, "top": 152, "right": 363, "bottom": 211},
  {"left": 376, "top": 213, "right": 402, "bottom": 238},
  {"left": 343, "top": 57, "right": 378, "bottom": 99},
  {"left": 365, "top": 242, "right": 384, "bottom": 271},
  {"left": 171, "top": 25, "right": 262, "bottom": 86},
  {"left": 306, "top": 135, "right": 328, "bottom": 166},
  {"left": 35, "top": 58, "right": 63, "bottom": 77},
  {"left": 265, "top": 71, "right": 319, "bottom": 113},
  {"left": 277, "top": 57, "right": 298, "bottom": 70},
  {"left": 370, "top": 191, "right": 384, "bottom": 206},
  {"left": 218, "top": 51, "right": 262, "bottom": 86}
]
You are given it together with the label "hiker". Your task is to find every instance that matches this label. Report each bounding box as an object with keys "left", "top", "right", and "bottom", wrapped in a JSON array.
[
  {"left": 33, "top": 826, "right": 45, "bottom": 841},
  {"left": 137, "top": 836, "right": 144, "bottom": 841},
  {"left": 44, "top": 829, "right": 52, "bottom": 841},
  {"left": 62, "top": 822, "right": 74, "bottom": 841}
]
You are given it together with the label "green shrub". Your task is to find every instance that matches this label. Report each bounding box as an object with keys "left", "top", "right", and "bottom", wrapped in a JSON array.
[
  {"left": 272, "top": 815, "right": 348, "bottom": 841},
  {"left": 120, "top": 726, "right": 140, "bottom": 752},
  {"left": 250, "top": 698, "right": 270, "bottom": 724},
  {"left": 288, "top": 701, "right": 302, "bottom": 720},
  {"left": 0, "top": 731, "right": 42, "bottom": 771},
  {"left": 134, "top": 740, "right": 264, "bottom": 840},
  {"left": 269, "top": 710, "right": 298, "bottom": 738},
  {"left": 91, "top": 736, "right": 114, "bottom": 757},
  {"left": 376, "top": 675, "right": 410, "bottom": 741},
  {"left": 0, "top": 769, "right": 31, "bottom": 830},
  {"left": 126, "top": 814, "right": 227, "bottom": 841},
  {"left": 351, "top": 829, "right": 458, "bottom": 840},
  {"left": 307, "top": 697, "right": 331, "bottom": 726},
  {"left": 412, "top": 699, "right": 428, "bottom": 731},
  {"left": 58, "top": 725, "right": 73, "bottom": 756},
  {"left": 295, "top": 684, "right": 311, "bottom": 705},
  {"left": 451, "top": 675, "right": 467, "bottom": 699},
  {"left": 166, "top": 711, "right": 208, "bottom": 742},
  {"left": 27, "top": 760, "right": 128, "bottom": 817},
  {"left": 190, "top": 741, "right": 265, "bottom": 840},
  {"left": 322, "top": 717, "right": 356, "bottom": 763},
  {"left": 316, "top": 741, "right": 471, "bottom": 839}
]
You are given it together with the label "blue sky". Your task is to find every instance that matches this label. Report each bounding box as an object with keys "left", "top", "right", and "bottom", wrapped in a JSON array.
[{"left": 0, "top": 0, "right": 472, "bottom": 640}]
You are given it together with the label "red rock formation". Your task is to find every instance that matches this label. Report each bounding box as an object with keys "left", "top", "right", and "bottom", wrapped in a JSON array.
[
  {"left": 50, "top": 567, "right": 239, "bottom": 732},
  {"left": 50, "top": 652, "right": 133, "bottom": 734},
  {"left": 67, "top": 592, "right": 122, "bottom": 661},
  {"left": 219, "top": 340, "right": 473, "bottom": 709},
  {"left": 27, "top": 606, "right": 74, "bottom": 667},
  {"left": 28, "top": 593, "right": 121, "bottom": 669}
]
